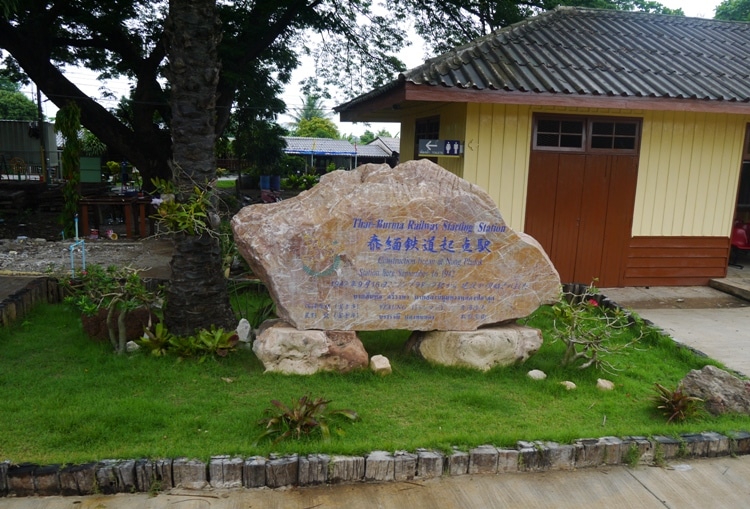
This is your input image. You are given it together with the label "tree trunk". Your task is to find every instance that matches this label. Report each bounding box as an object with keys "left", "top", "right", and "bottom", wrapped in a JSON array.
[
  {"left": 164, "top": 0, "right": 234, "bottom": 336},
  {"left": 165, "top": 233, "right": 234, "bottom": 336}
]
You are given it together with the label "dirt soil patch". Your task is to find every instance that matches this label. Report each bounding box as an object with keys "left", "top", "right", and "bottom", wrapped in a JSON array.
[{"left": 0, "top": 236, "right": 174, "bottom": 280}]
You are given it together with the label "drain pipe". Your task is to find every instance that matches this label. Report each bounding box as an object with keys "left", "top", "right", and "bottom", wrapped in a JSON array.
[{"left": 69, "top": 214, "right": 86, "bottom": 277}]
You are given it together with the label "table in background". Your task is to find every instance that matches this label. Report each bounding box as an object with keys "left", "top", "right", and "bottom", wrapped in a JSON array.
[{"left": 79, "top": 195, "right": 152, "bottom": 239}]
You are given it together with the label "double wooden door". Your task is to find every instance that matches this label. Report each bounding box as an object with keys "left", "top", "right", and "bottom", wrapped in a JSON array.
[{"left": 524, "top": 152, "right": 638, "bottom": 287}]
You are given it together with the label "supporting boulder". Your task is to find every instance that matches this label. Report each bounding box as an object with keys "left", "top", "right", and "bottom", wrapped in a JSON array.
[
  {"left": 405, "top": 324, "right": 543, "bottom": 371},
  {"left": 253, "top": 321, "right": 368, "bottom": 374}
]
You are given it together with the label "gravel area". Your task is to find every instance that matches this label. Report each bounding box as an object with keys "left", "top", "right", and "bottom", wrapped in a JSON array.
[{"left": 0, "top": 237, "right": 173, "bottom": 279}]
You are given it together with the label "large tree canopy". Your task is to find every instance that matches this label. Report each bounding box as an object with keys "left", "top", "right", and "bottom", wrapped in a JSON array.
[
  {"left": 388, "top": 0, "right": 684, "bottom": 55},
  {"left": 715, "top": 0, "right": 750, "bottom": 21},
  {"left": 0, "top": 1, "right": 683, "bottom": 187},
  {"left": 0, "top": 89, "right": 37, "bottom": 120},
  {"left": 0, "top": 0, "right": 407, "bottom": 187}
]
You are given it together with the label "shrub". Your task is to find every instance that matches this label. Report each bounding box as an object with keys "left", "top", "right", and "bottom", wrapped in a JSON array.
[
  {"left": 255, "top": 395, "right": 359, "bottom": 444},
  {"left": 64, "top": 265, "right": 162, "bottom": 354},
  {"left": 652, "top": 382, "right": 704, "bottom": 423},
  {"left": 138, "top": 323, "right": 238, "bottom": 362},
  {"left": 544, "top": 282, "right": 643, "bottom": 373}
]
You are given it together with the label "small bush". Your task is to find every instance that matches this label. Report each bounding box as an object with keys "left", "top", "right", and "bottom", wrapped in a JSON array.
[
  {"left": 652, "top": 382, "right": 704, "bottom": 423},
  {"left": 138, "top": 323, "right": 238, "bottom": 362},
  {"left": 255, "top": 395, "right": 359, "bottom": 445},
  {"left": 543, "top": 282, "right": 643, "bottom": 373},
  {"left": 64, "top": 265, "right": 162, "bottom": 354}
]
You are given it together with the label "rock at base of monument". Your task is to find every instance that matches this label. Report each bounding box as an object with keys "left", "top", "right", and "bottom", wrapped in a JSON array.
[
  {"left": 405, "top": 324, "right": 542, "bottom": 371},
  {"left": 370, "top": 354, "right": 392, "bottom": 375},
  {"left": 253, "top": 321, "right": 369, "bottom": 375},
  {"left": 681, "top": 365, "right": 750, "bottom": 416}
]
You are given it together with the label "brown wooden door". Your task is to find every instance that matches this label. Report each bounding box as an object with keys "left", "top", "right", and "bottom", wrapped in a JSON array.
[{"left": 525, "top": 152, "right": 638, "bottom": 287}]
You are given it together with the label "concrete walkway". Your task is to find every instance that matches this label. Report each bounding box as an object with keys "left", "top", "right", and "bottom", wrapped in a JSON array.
[
  {"left": 3, "top": 456, "right": 750, "bottom": 508},
  {"left": 602, "top": 271, "right": 750, "bottom": 377}
]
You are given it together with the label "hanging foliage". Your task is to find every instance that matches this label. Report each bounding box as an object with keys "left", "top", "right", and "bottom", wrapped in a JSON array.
[{"left": 55, "top": 101, "right": 82, "bottom": 238}]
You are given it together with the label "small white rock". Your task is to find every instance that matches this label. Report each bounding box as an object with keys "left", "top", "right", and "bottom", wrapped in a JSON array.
[
  {"left": 527, "top": 369, "right": 547, "bottom": 380},
  {"left": 597, "top": 378, "right": 615, "bottom": 391},
  {"left": 560, "top": 381, "right": 577, "bottom": 390},
  {"left": 236, "top": 318, "right": 252, "bottom": 343},
  {"left": 126, "top": 341, "right": 141, "bottom": 353},
  {"left": 370, "top": 354, "right": 392, "bottom": 375}
]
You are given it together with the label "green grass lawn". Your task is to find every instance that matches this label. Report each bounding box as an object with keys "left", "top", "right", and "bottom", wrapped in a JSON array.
[
  {"left": 1, "top": 302, "right": 748, "bottom": 465},
  {"left": 215, "top": 178, "right": 237, "bottom": 190}
]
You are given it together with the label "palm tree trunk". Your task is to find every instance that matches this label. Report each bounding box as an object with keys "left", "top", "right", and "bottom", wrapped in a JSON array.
[
  {"left": 164, "top": 0, "right": 234, "bottom": 336},
  {"left": 165, "top": 233, "right": 233, "bottom": 336}
]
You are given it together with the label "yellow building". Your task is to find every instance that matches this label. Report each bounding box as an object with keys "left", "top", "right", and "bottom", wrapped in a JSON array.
[{"left": 337, "top": 7, "right": 750, "bottom": 287}]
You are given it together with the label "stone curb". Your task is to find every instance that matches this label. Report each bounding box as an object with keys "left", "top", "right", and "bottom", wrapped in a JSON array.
[
  {"left": 2, "top": 431, "right": 749, "bottom": 497},
  {"left": 0, "top": 277, "right": 62, "bottom": 326}
]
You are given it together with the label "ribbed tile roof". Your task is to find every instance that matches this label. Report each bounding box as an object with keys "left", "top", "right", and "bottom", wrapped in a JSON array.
[
  {"left": 405, "top": 7, "right": 750, "bottom": 100},
  {"left": 337, "top": 7, "right": 750, "bottom": 114},
  {"left": 371, "top": 137, "right": 400, "bottom": 153},
  {"left": 283, "top": 137, "right": 356, "bottom": 156},
  {"left": 355, "top": 143, "right": 391, "bottom": 157}
]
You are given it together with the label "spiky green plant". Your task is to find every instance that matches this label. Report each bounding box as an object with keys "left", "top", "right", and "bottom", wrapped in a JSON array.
[
  {"left": 653, "top": 382, "right": 704, "bottom": 423},
  {"left": 137, "top": 322, "right": 175, "bottom": 356},
  {"left": 256, "top": 395, "right": 359, "bottom": 445}
]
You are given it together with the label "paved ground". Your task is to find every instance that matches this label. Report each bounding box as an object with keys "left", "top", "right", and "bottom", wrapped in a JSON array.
[
  {"left": 602, "top": 278, "right": 750, "bottom": 377},
  {"left": 3, "top": 455, "right": 750, "bottom": 508},
  {"left": 0, "top": 237, "right": 173, "bottom": 288}
]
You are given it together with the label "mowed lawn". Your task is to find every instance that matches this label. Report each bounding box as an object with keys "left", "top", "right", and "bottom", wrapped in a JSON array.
[{"left": 0, "top": 301, "right": 748, "bottom": 465}]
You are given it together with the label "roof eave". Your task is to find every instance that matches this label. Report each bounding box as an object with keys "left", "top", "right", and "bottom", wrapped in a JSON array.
[
  {"left": 404, "top": 85, "right": 750, "bottom": 114},
  {"left": 343, "top": 82, "right": 750, "bottom": 121},
  {"left": 336, "top": 78, "right": 408, "bottom": 122}
]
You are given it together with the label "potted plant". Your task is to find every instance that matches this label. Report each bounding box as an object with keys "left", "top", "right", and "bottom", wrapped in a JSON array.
[{"left": 64, "top": 265, "right": 163, "bottom": 354}]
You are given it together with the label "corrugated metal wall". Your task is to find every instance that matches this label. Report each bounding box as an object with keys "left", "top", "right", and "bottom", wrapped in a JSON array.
[
  {"left": 0, "top": 120, "right": 58, "bottom": 166},
  {"left": 464, "top": 103, "right": 531, "bottom": 231}
]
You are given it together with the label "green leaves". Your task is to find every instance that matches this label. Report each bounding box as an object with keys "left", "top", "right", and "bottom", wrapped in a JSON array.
[
  {"left": 652, "top": 382, "right": 704, "bottom": 423},
  {"left": 255, "top": 395, "right": 360, "bottom": 445},
  {"left": 138, "top": 323, "right": 239, "bottom": 362},
  {"left": 545, "top": 282, "right": 643, "bottom": 373},
  {"left": 153, "top": 184, "right": 211, "bottom": 236},
  {"left": 138, "top": 322, "right": 174, "bottom": 357}
]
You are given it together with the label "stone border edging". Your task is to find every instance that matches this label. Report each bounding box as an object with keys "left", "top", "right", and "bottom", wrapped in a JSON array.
[
  {"left": 2, "top": 431, "right": 750, "bottom": 497},
  {"left": 0, "top": 277, "right": 62, "bottom": 326}
]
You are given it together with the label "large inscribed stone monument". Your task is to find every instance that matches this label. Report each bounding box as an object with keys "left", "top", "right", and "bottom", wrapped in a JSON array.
[{"left": 231, "top": 160, "right": 560, "bottom": 332}]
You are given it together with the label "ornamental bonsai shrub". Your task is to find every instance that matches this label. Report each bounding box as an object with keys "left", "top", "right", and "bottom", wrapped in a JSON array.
[{"left": 64, "top": 265, "right": 162, "bottom": 354}]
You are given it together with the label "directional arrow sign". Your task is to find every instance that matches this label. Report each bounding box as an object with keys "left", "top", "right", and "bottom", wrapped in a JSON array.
[
  {"left": 418, "top": 139, "right": 440, "bottom": 155},
  {"left": 418, "top": 139, "right": 463, "bottom": 156}
]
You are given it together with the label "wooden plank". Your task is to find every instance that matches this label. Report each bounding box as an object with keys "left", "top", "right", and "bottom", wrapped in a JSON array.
[
  {"left": 622, "top": 235, "right": 731, "bottom": 285},
  {"left": 402, "top": 82, "right": 750, "bottom": 115},
  {"left": 627, "top": 257, "right": 728, "bottom": 268},
  {"left": 623, "top": 276, "right": 714, "bottom": 286},
  {"left": 551, "top": 154, "right": 586, "bottom": 282},
  {"left": 524, "top": 152, "right": 560, "bottom": 255},
  {"left": 573, "top": 154, "right": 608, "bottom": 284},
  {"left": 628, "top": 236, "right": 729, "bottom": 248},
  {"left": 601, "top": 155, "right": 639, "bottom": 286},
  {"left": 625, "top": 266, "right": 728, "bottom": 278},
  {"left": 628, "top": 247, "right": 729, "bottom": 258}
]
